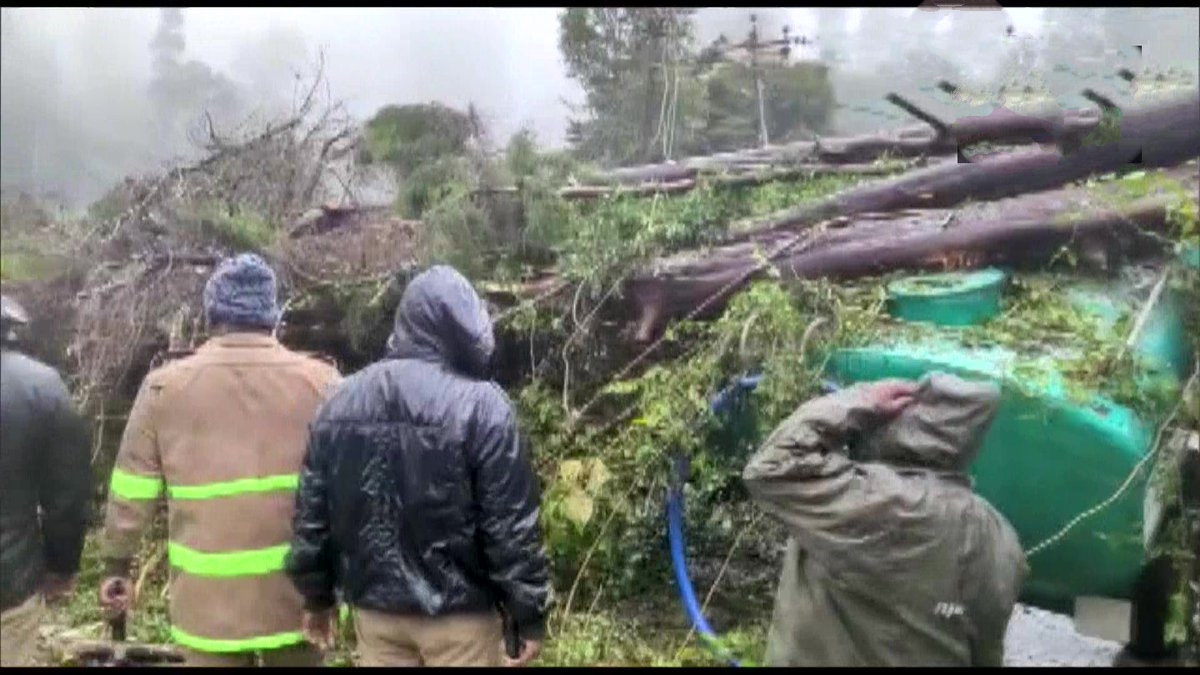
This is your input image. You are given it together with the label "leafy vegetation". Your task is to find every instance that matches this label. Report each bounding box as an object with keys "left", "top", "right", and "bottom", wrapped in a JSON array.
[
  {"left": 0, "top": 249, "right": 67, "bottom": 282},
  {"left": 191, "top": 202, "right": 277, "bottom": 252},
  {"left": 358, "top": 103, "right": 474, "bottom": 178},
  {"left": 549, "top": 174, "right": 861, "bottom": 289}
]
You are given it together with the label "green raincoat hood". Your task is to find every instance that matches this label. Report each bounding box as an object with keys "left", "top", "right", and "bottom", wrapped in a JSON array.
[{"left": 861, "top": 372, "right": 1002, "bottom": 472}]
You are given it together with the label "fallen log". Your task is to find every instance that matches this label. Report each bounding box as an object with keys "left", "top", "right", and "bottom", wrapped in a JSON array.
[
  {"left": 726, "top": 93, "right": 1200, "bottom": 243},
  {"left": 576, "top": 98, "right": 1113, "bottom": 185},
  {"left": 489, "top": 162, "right": 919, "bottom": 201},
  {"left": 627, "top": 194, "right": 1190, "bottom": 341}
]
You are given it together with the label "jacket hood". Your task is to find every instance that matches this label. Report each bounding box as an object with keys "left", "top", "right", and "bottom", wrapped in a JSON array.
[
  {"left": 861, "top": 372, "right": 1001, "bottom": 472},
  {"left": 387, "top": 265, "right": 495, "bottom": 378}
]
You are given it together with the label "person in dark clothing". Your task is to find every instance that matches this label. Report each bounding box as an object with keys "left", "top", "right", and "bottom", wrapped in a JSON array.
[
  {"left": 286, "top": 265, "right": 551, "bottom": 667},
  {"left": 0, "top": 294, "right": 91, "bottom": 666}
]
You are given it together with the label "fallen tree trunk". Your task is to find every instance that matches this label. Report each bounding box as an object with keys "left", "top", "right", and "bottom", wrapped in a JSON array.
[
  {"left": 626, "top": 193, "right": 1190, "bottom": 341},
  {"left": 580, "top": 100, "right": 1113, "bottom": 185},
  {"left": 816, "top": 100, "right": 1105, "bottom": 164},
  {"left": 725, "top": 94, "right": 1200, "bottom": 243},
  {"left": 526, "top": 162, "right": 918, "bottom": 200},
  {"left": 474, "top": 163, "right": 915, "bottom": 201}
]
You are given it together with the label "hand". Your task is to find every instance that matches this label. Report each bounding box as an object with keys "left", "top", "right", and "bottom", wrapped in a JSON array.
[
  {"left": 41, "top": 573, "right": 76, "bottom": 603},
  {"left": 98, "top": 576, "right": 132, "bottom": 618},
  {"left": 302, "top": 609, "right": 336, "bottom": 651},
  {"left": 502, "top": 639, "right": 542, "bottom": 667},
  {"left": 862, "top": 380, "right": 919, "bottom": 418}
]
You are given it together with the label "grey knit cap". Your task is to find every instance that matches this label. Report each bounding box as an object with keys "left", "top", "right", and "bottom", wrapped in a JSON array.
[{"left": 202, "top": 253, "right": 280, "bottom": 330}]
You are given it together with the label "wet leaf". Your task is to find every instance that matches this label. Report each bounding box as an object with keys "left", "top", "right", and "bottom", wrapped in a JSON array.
[
  {"left": 602, "top": 379, "right": 640, "bottom": 395},
  {"left": 584, "top": 458, "right": 611, "bottom": 493},
  {"left": 562, "top": 489, "right": 594, "bottom": 527},
  {"left": 558, "top": 459, "right": 584, "bottom": 484}
]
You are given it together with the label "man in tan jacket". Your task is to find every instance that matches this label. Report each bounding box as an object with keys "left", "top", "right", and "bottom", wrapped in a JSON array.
[{"left": 97, "top": 253, "right": 341, "bottom": 666}]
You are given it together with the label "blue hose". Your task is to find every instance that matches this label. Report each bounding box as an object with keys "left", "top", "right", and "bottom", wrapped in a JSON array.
[{"left": 666, "top": 376, "right": 839, "bottom": 667}]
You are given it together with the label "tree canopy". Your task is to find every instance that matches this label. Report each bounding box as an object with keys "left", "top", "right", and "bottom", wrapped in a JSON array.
[{"left": 558, "top": 8, "right": 836, "bottom": 164}]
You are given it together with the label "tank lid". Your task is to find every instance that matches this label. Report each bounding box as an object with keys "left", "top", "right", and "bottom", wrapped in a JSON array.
[{"left": 886, "top": 268, "right": 1008, "bottom": 327}]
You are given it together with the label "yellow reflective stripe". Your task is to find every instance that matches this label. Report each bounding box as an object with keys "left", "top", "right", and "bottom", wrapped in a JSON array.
[
  {"left": 169, "top": 626, "right": 305, "bottom": 653},
  {"left": 167, "top": 542, "right": 290, "bottom": 578},
  {"left": 167, "top": 474, "right": 299, "bottom": 500},
  {"left": 109, "top": 468, "right": 164, "bottom": 501}
]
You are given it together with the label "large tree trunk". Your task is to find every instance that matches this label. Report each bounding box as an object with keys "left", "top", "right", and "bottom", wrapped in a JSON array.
[
  {"left": 626, "top": 189, "right": 1194, "bottom": 341},
  {"left": 580, "top": 99, "right": 1124, "bottom": 186},
  {"left": 496, "top": 96, "right": 1199, "bottom": 343},
  {"left": 724, "top": 94, "right": 1200, "bottom": 242}
]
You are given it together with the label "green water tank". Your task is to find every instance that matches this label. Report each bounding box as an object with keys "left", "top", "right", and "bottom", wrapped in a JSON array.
[
  {"left": 886, "top": 268, "right": 1008, "bottom": 327},
  {"left": 824, "top": 270, "right": 1190, "bottom": 611}
]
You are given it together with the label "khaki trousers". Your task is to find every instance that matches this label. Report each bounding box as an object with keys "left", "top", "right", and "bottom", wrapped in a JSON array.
[
  {"left": 353, "top": 608, "right": 502, "bottom": 667},
  {"left": 0, "top": 593, "right": 45, "bottom": 667},
  {"left": 182, "top": 642, "right": 322, "bottom": 667}
]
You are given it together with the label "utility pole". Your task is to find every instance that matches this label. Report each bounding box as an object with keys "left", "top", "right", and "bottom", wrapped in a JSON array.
[
  {"left": 727, "top": 14, "right": 810, "bottom": 148},
  {"left": 749, "top": 15, "right": 769, "bottom": 147}
]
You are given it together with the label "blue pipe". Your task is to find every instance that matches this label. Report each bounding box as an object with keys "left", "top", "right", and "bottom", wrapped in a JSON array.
[{"left": 666, "top": 376, "right": 840, "bottom": 667}]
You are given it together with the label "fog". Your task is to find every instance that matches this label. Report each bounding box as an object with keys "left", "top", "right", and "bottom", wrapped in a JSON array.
[
  {"left": 2, "top": 7, "right": 1196, "bottom": 208},
  {"left": 1, "top": 7, "right": 576, "bottom": 207}
]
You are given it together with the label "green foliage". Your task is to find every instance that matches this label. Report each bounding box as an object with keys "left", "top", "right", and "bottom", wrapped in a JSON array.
[
  {"left": 518, "top": 258, "right": 1192, "bottom": 610},
  {"left": 516, "top": 282, "right": 839, "bottom": 600},
  {"left": 286, "top": 277, "right": 402, "bottom": 372},
  {"left": 504, "top": 129, "right": 583, "bottom": 255},
  {"left": 360, "top": 103, "right": 473, "bottom": 178},
  {"left": 702, "top": 61, "right": 835, "bottom": 152},
  {"left": 761, "top": 62, "right": 836, "bottom": 141},
  {"left": 419, "top": 191, "right": 495, "bottom": 280},
  {"left": 191, "top": 202, "right": 276, "bottom": 252},
  {"left": 1069, "top": 170, "right": 1198, "bottom": 249},
  {"left": 558, "top": 8, "right": 698, "bottom": 164},
  {"left": 0, "top": 249, "right": 66, "bottom": 282},
  {"left": 506, "top": 128, "right": 542, "bottom": 182},
  {"left": 540, "top": 611, "right": 767, "bottom": 667},
  {"left": 547, "top": 174, "right": 859, "bottom": 288},
  {"left": 557, "top": 9, "right": 834, "bottom": 163},
  {"left": 397, "top": 155, "right": 472, "bottom": 219}
]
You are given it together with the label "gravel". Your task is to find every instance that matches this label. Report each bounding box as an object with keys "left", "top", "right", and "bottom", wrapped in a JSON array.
[{"left": 1004, "top": 603, "right": 1123, "bottom": 667}]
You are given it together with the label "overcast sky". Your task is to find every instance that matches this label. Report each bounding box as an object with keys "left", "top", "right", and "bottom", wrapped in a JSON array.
[
  {"left": 3, "top": 8, "right": 1048, "bottom": 146},
  {"left": 175, "top": 7, "right": 1045, "bottom": 143}
]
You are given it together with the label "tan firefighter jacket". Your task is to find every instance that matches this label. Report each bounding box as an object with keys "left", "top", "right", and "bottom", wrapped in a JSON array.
[{"left": 101, "top": 333, "right": 340, "bottom": 654}]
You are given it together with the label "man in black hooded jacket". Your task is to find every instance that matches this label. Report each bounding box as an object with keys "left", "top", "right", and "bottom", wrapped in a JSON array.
[
  {"left": 286, "top": 265, "right": 550, "bottom": 667},
  {"left": 0, "top": 295, "right": 91, "bottom": 666}
]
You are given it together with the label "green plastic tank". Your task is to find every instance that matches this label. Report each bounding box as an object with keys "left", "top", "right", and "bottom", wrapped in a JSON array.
[
  {"left": 886, "top": 268, "right": 1008, "bottom": 327},
  {"left": 824, "top": 267, "right": 1191, "bottom": 612}
]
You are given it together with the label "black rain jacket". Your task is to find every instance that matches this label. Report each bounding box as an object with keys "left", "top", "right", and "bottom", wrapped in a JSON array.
[
  {"left": 0, "top": 348, "right": 91, "bottom": 611},
  {"left": 285, "top": 266, "right": 551, "bottom": 638}
]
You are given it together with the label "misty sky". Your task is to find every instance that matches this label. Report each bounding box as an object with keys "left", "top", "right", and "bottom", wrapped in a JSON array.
[
  {"left": 1, "top": 7, "right": 1182, "bottom": 208},
  {"left": 168, "top": 7, "right": 1043, "bottom": 143}
]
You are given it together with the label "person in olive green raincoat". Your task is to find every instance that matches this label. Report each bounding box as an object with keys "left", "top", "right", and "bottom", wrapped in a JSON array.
[{"left": 743, "top": 373, "right": 1028, "bottom": 667}]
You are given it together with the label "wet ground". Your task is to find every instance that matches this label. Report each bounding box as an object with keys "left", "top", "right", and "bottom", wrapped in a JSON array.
[{"left": 1004, "top": 603, "right": 1123, "bottom": 667}]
